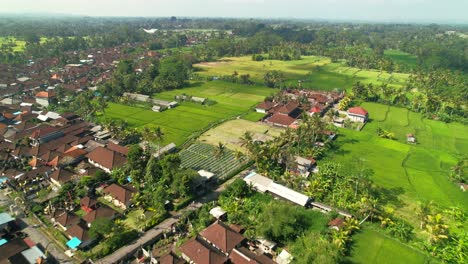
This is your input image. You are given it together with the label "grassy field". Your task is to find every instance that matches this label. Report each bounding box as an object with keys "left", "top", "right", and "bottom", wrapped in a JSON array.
[
  {"left": 194, "top": 56, "right": 409, "bottom": 91},
  {"left": 325, "top": 103, "right": 468, "bottom": 225},
  {"left": 198, "top": 119, "right": 282, "bottom": 153},
  {"left": 104, "top": 81, "right": 276, "bottom": 145},
  {"left": 348, "top": 228, "right": 435, "bottom": 264}
]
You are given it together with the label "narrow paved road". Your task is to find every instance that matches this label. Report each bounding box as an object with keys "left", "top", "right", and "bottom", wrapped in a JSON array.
[
  {"left": 95, "top": 176, "right": 238, "bottom": 264},
  {"left": 0, "top": 189, "right": 73, "bottom": 264}
]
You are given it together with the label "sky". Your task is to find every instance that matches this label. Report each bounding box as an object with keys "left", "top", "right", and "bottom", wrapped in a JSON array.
[{"left": 1, "top": 0, "right": 467, "bottom": 23}]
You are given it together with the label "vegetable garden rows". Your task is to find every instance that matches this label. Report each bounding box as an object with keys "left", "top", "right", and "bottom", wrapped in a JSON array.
[{"left": 180, "top": 143, "right": 248, "bottom": 180}]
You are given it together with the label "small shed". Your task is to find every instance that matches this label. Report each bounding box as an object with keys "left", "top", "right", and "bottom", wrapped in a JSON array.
[
  {"left": 328, "top": 217, "right": 345, "bottom": 231},
  {"left": 276, "top": 249, "right": 293, "bottom": 264},
  {"left": 209, "top": 206, "right": 227, "bottom": 219},
  {"left": 407, "top": 133, "right": 416, "bottom": 143}
]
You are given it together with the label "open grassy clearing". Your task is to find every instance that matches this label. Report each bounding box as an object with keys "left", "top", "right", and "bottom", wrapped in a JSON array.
[
  {"left": 198, "top": 119, "right": 282, "bottom": 153},
  {"left": 348, "top": 228, "right": 435, "bottom": 264},
  {"left": 194, "top": 56, "right": 409, "bottom": 91},
  {"left": 0, "top": 36, "right": 49, "bottom": 52},
  {"left": 195, "top": 56, "right": 329, "bottom": 82},
  {"left": 325, "top": 103, "right": 468, "bottom": 226},
  {"left": 179, "top": 143, "right": 249, "bottom": 180},
  {"left": 104, "top": 81, "right": 276, "bottom": 145}
]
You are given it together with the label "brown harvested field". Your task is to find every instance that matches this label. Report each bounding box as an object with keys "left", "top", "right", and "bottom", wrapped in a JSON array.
[{"left": 198, "top": 119, "right": 283, "bottom": 153}]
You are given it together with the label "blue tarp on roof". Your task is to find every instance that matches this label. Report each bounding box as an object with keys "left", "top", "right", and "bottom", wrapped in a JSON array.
[
  {"left": 0, "top": 177, "right": 8, "bottom": 184},
  {"left": 0, "top": 238, "right": 7, "bottom": 246},
  {"left": 0, "top": 213, "right": 14, "bottom": 226},
  {"left": 66, "top": 237, "right": 81, "bottom": 249}
]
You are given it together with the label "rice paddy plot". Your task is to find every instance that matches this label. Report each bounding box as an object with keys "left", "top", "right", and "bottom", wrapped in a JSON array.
[{"left": 348, "top": 228, "right": 435, "bottom": 264}]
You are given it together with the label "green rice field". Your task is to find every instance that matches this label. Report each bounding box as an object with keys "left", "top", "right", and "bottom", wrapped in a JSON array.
[
  {"left": 194, "top": 56, "right": 409, "bottom": 91},
  {"left": 325, "top": 102, "right": 468, "bottom": 224},
  {"left": 348, "top": 228, "right": 436, "bottom": 264},
  {"left": 103, "top": 81, "right": 276, "bottom": 145}
]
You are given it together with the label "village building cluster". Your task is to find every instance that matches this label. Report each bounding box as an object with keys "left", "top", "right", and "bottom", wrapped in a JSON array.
[
  {"left": 0, "top": 212, "right": 48, "bottom": 264},
  {"left": 255, "top": 89, "right": 369, "bottom": 129}
]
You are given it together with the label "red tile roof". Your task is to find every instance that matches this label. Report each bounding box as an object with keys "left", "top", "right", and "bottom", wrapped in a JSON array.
[
  {"left": 35, "top": 90, "right": 55, "bottom": 98},
  {"left": 347, "top": 106, "right": 368, "bottom": 116},
  {"left": 200, "top": 221, "right": 245, "bottom": 254},
  {"left": 80, "top": 196, "right": 98, "bottom": 210},
  {"left": 309, "top": 106, "right": 322, "bottom": 113}
]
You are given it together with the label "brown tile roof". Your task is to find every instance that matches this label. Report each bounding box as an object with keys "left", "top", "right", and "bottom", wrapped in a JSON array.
[
  {"left": 277, "top": 101, "right": 299, "bottom": 115},
  {"left": 179, "top": 237, "right": 228, "bottom": 264},
  {"left": 66, "top": 222, "right": 91, "bottom": 243},
  {"left": 30, "top": 125, "right": 59, "bottom": 139},
  {"left": 107, "top": 142, "right": 129, "bottom": 156},
  {"left": 255, "top": 101, "right": 276, "bottom": 111},
  {"left": 102, "top": 183, "right": 136, "bottom": 206},
  {"left": 266, "top": 113, "right": 296, "bottom": 127},
  {"left": 199, "top": 221, "right": 245, "bottom": 254},
  {"left": 159, "top": 252, "right": 185, "bottom": 264},
  {"left": 80, "top": 196, "right": 98, "bottom": 209},
  {"left": 82, "top": 206, "right": 117, "bottom": 224},
  {"left": 50, "top": 168, "right": 75, "bottom": 184},
  {"left": 55, "top": 211, "right": 80, "bottom": 228},
  {"left": 86, "top": 147, "right": 126, "bottom": 171},
  {"left": 0, "top": 238, "right": 29, "bottom": 261},
  {"left": 230, "top": 247, "right": 275, "bottom": 264}
]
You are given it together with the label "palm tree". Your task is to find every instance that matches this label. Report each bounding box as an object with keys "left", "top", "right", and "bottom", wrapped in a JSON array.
[
  {"left": 154, "top": 126, "right": 164, "bottom": 154},
  {"left": 213, "top": 142, "right": 226, "bottom": 177},
  {"left": 426, "top": 214, "right": 449, "bottom": 244},
  {"left": 416, "top": 201, "right": 433, "bottom": 229}
]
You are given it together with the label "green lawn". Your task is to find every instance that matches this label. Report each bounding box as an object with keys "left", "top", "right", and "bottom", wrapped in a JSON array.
[
  {"left": 325, "top": 103, "right": 468, "bottom": 226},
  {"left": 104, "top": 81, "right": 276, "bottom": 145},
  {"left": 348, "top": 228, "right": 435, "bottom": 264}
]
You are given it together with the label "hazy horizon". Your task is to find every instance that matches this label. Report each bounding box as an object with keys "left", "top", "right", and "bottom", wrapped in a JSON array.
[{"left": 0, "top": 0, "right": 467, "bottom": 24}]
